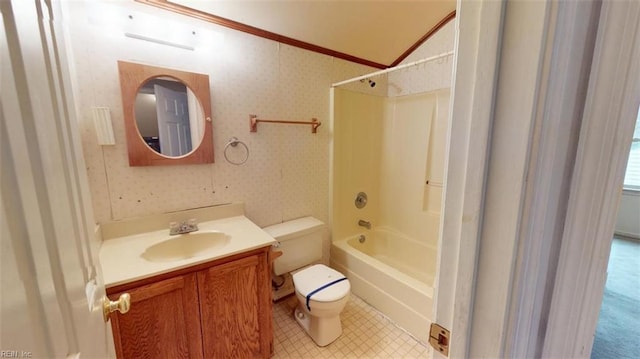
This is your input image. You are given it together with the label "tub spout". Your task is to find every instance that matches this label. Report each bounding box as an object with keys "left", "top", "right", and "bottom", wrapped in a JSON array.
[{"left": 358, "top": 220, "right": 371, "bottom": 229}]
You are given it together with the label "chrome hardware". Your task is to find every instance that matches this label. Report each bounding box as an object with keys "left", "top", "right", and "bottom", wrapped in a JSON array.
[
  {"left": 224, "top": 137, "right": 249, "bottom": 165},
  {"left": 358, "top": 219, "right": 371, "bottom": 229},
  {"left": 170, "top": 218, "right": 199, "bottom": 235},
  {"left": 358, "top": 234, "right": 366, "bottom": 243},
  {"left": 103, "top": 293, "right": 131, "bottom": 322},
  {"left": 355, "top": 192, "right": 368, "bottom": 209}
]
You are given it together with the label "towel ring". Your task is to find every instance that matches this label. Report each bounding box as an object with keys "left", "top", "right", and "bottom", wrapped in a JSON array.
[{"left": 224, "top": 137, "right": 249, "bottom": 165}]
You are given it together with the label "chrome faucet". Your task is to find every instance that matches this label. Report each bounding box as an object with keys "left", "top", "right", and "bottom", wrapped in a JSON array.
[
  {"left": 358, "top": 219, "right": 371, "bottom": 229},
  {"left": 170, "top": 218, "right": 199, "bottom": 235}
]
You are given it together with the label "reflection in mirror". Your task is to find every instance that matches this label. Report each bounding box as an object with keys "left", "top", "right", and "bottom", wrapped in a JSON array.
[
  {"left": 118, "top": 61, "right": 213, "bottom": 166},
  {"left": 134, "top": 78, "right": 205, "bottom": 157}
]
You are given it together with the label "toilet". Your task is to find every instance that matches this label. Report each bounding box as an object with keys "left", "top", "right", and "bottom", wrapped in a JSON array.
[{"left": 263, "top": 217, "right": 351, "bottom": 346}]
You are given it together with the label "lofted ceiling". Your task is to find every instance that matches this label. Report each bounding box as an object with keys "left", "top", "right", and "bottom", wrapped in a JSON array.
[{"left": 139, "top": 0, "right": 457, "bottom": 69}]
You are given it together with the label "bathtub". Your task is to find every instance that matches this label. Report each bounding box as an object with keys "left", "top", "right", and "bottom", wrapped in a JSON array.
[{"left": 330, "top": 227, "right": 436, "bottom": 343}]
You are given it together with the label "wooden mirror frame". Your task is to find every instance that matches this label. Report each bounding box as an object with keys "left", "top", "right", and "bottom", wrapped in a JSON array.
[{"left": 118, "top": 61, "right": 214, "bottom": 166}]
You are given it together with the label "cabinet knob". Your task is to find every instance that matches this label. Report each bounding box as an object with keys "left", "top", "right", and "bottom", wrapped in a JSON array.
[{"left": 103, "top": 293, "right": 131, "bottom": 322}]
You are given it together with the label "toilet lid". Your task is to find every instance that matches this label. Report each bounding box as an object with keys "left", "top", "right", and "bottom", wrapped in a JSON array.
[{"left": 293, "top": 264, "right": 350, "bottom": 302}]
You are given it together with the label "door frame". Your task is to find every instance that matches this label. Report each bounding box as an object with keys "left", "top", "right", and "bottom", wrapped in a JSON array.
[
  {"left": 542, "top": 1, "right": 640, "bottom": 357},
  {"left": 432, "top": 0, "right": 504, "bottom": 357},
  {"left": 436, "top": 0, "right": 639, "bottom": 357}
]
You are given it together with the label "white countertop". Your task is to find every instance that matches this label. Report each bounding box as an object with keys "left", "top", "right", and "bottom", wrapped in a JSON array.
[{"left": 100, "top": 215, "right": 276, "bottom": 288}]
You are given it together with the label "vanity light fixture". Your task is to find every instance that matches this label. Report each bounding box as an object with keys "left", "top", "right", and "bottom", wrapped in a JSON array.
[
  {"left": 91, "top": 107, "right": 116, "bottom": 146},
  {"left": 124, "top": 12, "right": 198, "bottom": 51},
  {"left": 124, "top": 32, "right": 195, "bottom": 51},
  {"left": 86, "top": 2, "right": 223, "bottom": 52}
]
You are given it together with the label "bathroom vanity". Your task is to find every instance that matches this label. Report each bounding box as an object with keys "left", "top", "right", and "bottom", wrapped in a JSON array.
[{"left": 100, "top": 204, "right": 275, "bottom": 358}]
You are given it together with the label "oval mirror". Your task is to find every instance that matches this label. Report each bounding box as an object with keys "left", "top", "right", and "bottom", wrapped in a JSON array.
[
  {"left": 134, "top": 77, "right": 205, "bottom": 157},
  {"left": 118, "top": 61, "right": 213, "bottom": 166}
]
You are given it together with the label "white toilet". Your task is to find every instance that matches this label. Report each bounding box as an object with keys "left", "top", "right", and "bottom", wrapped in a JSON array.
[{"left": 263, "top": 217, "right": 351, "bottom": 346}]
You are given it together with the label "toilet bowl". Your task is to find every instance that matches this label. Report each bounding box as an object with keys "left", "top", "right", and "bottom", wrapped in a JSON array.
[
  {"left": 292, "top": 264, "right": 351, "bottom": 346},
  {"left": 262, "top": 218, "right": 351, "bottom": 346}
]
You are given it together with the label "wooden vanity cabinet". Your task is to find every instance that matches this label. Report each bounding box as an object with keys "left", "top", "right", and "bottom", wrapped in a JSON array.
[
  {"left": 109, "top": 273, "right": 203, "bottom": 359},
  {"left": 107, "top": 247, "right": 273, "bottom": 359},
  {"left": 198, "top": 252, "right": 272, "bottom": 357}
]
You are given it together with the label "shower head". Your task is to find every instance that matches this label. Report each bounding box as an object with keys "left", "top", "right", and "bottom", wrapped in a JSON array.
[{"left": 360, "top": 78, "right": 376, "bottom": 88}]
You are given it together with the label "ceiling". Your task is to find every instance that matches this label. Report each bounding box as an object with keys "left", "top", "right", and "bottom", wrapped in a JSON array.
[{"left": 144, "top": 0, "right": 456, "bottom": 68}]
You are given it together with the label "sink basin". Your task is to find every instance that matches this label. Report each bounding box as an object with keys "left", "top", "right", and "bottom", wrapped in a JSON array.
[{"left": 141, "top": 231, "right": 230, "bottom": 262}]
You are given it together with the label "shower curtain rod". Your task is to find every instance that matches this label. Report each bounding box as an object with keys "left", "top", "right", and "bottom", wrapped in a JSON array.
[{"left": 331, "top": 50, "right": 455, "bottom": 88}]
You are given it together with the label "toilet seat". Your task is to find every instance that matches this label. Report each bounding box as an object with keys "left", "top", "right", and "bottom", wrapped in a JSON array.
[{"left": 292, "top": 264, "right": 350, "bottom": 303}]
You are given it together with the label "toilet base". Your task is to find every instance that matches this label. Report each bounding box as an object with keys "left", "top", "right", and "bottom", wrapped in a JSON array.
[{"left": 294, "top": 305, "right": 343, "bottom": 347}]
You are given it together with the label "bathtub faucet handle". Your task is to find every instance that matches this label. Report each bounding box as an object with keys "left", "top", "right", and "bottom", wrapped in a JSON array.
[
  {"left": 355, "top": 192, "right": 368, "bottom": 209},
  {"left": 358, "top": 219, "right": 372, "bottom": 230}
]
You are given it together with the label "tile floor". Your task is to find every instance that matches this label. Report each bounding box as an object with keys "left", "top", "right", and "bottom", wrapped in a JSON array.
[{"left": 272, "top": 294, "right": 431, "bottom": 358}]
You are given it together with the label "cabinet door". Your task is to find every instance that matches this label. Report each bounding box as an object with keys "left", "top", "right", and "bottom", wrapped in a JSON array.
[
  {"left": 198, "top": 253, "right": 272, "bottom": 358},
  {"left": 110, "top": 273, "right": 203, "bottom": 359}
]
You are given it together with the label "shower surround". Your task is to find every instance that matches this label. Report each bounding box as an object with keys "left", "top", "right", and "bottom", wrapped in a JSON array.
[{"left": 330, "top": 87, "right": 450, "bottom": 342}]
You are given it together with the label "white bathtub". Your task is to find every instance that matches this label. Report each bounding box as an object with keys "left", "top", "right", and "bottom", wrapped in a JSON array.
[{"left": 330, "top": 227, "right": 436, "bottom": 343}]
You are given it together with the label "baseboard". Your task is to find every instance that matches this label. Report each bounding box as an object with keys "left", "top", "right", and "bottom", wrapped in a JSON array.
[{"left": 614, "top": 231, "right": 640, "bottom": 241}]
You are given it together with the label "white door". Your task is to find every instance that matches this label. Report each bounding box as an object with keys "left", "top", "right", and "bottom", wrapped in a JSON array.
[
  {"left": 1, "top": 0, "right": 110, "bottom": 357},
  {"left": 155, "top": 84, "right": 192, "bottom": 156}
]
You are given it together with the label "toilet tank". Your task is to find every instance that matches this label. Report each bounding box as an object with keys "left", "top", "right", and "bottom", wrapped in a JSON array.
[{"left": 263, "top": 217, "right": 325, "bottom": 276}]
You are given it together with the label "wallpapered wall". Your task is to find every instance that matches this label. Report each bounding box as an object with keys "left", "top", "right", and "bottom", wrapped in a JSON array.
[{"left": 66, "top": 1, "right": 453, "bottom": 228}]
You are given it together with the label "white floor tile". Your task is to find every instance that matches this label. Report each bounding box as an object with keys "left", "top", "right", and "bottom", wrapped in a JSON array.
[{"left": 273, "top": 294, "right": 429, "bottom": 358}]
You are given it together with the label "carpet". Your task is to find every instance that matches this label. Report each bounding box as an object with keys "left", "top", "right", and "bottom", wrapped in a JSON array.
[{"left": 591, "top": 237, "right": 640, "bottom": 359}]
